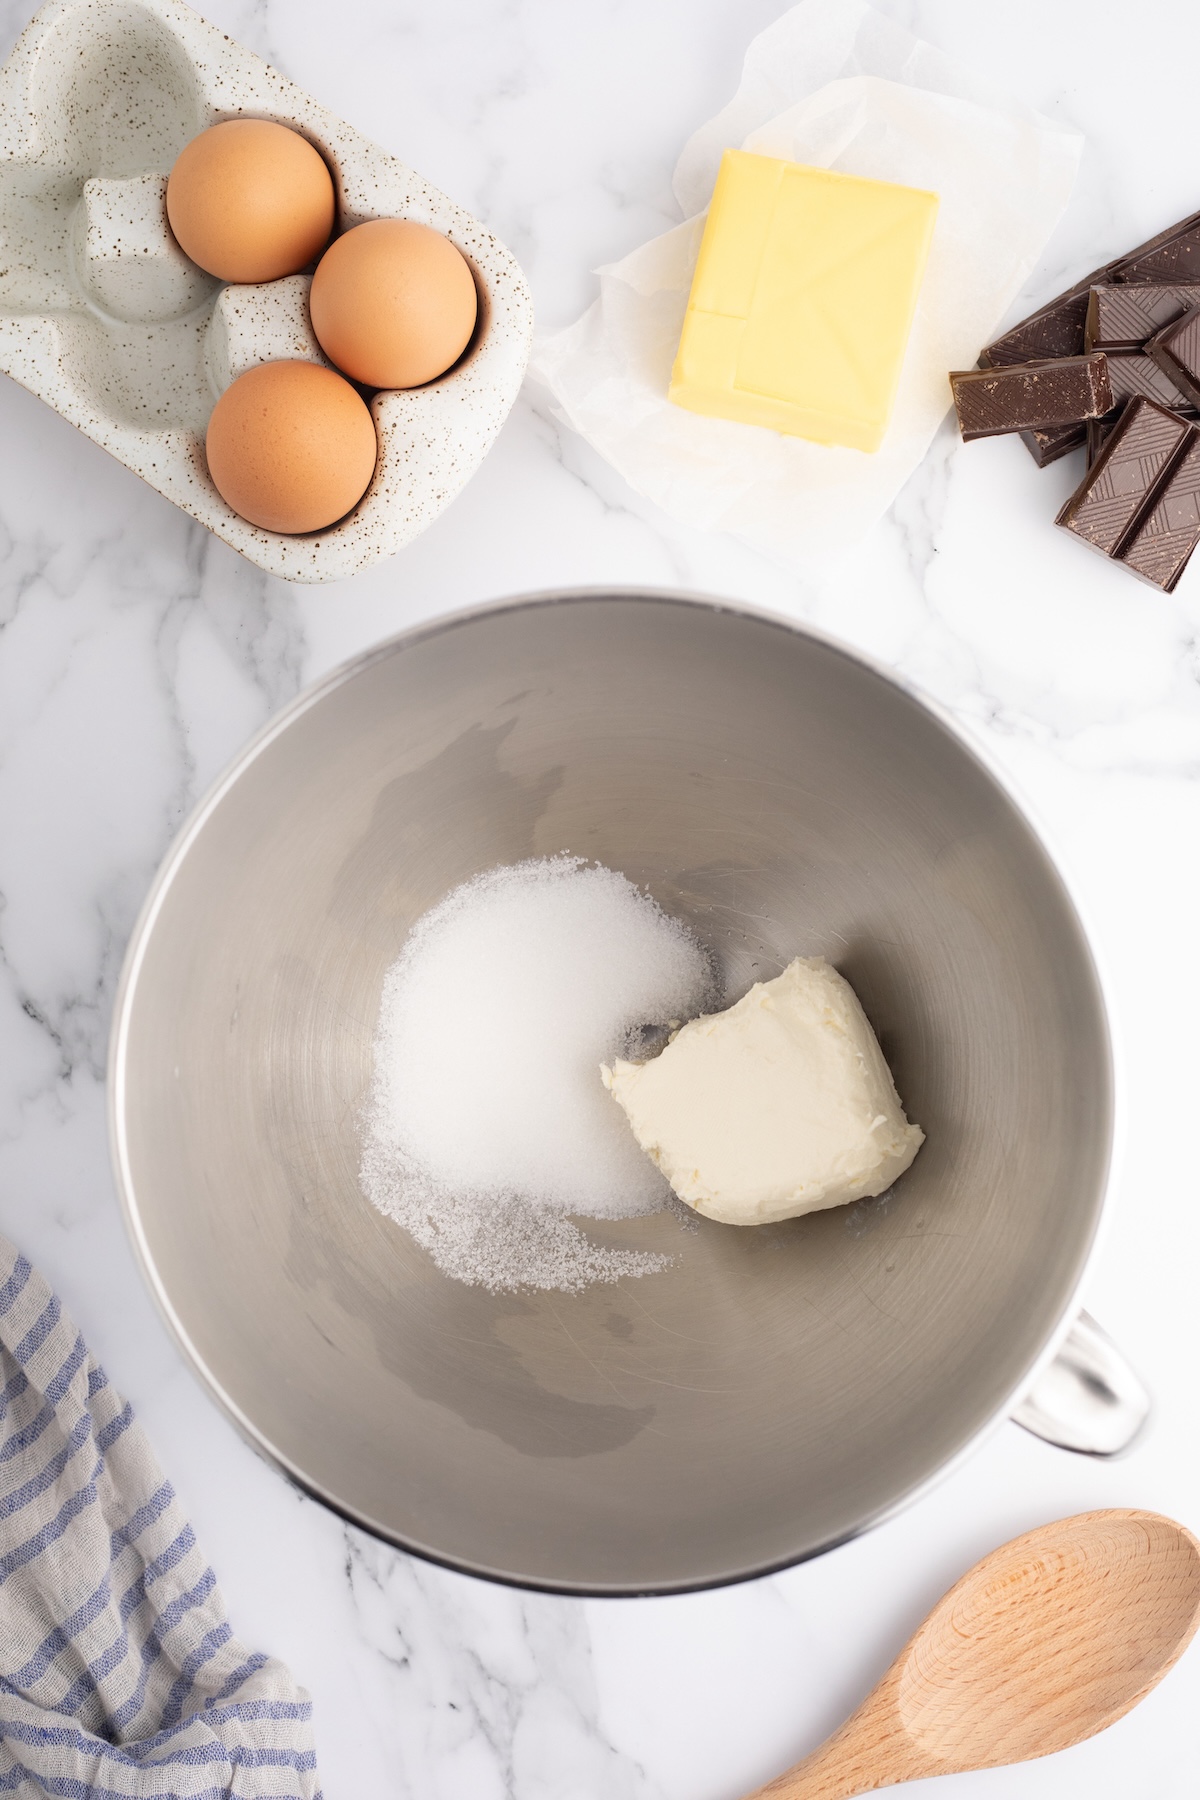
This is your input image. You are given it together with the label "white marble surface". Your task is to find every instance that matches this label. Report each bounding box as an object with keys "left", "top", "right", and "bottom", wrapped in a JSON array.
[{"left": 0, "top": 0, "right": 1198, "bottom": 1794}]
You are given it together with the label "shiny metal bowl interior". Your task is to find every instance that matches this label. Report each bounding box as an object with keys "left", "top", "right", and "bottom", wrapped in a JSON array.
[{"left": 111, "top": 592, "right": 1113, "bottom": 1595}]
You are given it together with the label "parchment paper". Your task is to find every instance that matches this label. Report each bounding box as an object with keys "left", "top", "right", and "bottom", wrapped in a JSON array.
[{"left": 531, "top": 0, "right": 1083, "bottom": 567}]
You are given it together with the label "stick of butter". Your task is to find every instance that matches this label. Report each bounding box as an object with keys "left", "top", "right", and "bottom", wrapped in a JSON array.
[
  {"left": 669, "top": 150, "right": 938, "bottom": 453},
  {"left": 601, "top": 957, "right": 924, "bottom": 1226}
]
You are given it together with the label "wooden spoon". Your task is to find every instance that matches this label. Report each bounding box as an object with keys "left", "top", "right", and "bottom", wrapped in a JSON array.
[{"left": 745, "top": 1509, "right": 1200, "bottom": 1800}]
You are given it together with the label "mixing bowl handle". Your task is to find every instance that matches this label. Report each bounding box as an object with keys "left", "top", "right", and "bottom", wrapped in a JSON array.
[{"left": 1009, "top": 1311, "right": 1151, "bottom": 1457}]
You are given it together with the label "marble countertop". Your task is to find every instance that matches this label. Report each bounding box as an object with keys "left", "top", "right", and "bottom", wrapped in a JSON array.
[{"left": 1, "top": 0, "right": 1198, "bottom": 1793}]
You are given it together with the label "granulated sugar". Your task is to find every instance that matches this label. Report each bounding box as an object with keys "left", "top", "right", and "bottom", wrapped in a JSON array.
[{"left": 360, "top": 856, "right": 713, "bottom": 1292}]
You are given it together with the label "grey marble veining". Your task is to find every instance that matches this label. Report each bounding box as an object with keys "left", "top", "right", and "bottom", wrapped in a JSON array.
[{"left": 1, "top": 0, "right": 1198, "bottom": 1795}]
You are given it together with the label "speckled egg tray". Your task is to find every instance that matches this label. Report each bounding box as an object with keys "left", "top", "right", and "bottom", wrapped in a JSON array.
[{"left": 0, "top": 0, "right": 533, "bottom": 582}]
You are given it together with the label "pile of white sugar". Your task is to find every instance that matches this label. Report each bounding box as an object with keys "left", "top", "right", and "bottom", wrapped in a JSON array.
[{"left": 360, "top": 856, "right": 714, "bottom": 1292}]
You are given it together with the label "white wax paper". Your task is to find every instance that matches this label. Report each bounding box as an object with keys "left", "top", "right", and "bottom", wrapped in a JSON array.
[{"left": 531, "top": 0, "right": 1083, "bottom": 567}]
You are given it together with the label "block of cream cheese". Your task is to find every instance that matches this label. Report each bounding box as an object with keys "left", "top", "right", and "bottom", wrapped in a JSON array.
[
  {"left": 601, "top": 957, "right": 924, "bottom": 1226},
  {"left": 669, "top": 151, "right": 939, "bottom": 453}
]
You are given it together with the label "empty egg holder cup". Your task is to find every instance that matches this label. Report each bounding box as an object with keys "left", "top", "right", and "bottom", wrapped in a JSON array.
[{"left": 0, "top": 0, "right": 533, "bottom": 581}]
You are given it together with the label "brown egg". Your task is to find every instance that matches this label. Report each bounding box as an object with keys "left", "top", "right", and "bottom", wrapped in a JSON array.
[
  {"left": 309, "top": 217, "right": 478, "bottom": 389},
  {"left": 167, "top": 120, "right": 335, "bottom": 283},
  {"left": 206, "top": 360, "right": 377, "bottom": 534}
]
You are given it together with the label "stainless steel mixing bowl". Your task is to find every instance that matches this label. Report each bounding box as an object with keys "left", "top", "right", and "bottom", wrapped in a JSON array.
[{"left": 111, "top": 591, "right": 1118, "bottom": 1594}]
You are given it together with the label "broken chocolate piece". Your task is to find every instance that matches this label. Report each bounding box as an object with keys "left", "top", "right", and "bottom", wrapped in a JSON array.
[
  {"left": 950, "top": 355, "right": 1112, "bottom": 441},
  {"left": 1022, "top": 427, "right": 1084, "bottom": 466},
  {"left": 980, "top": 265, "right": 1112, "bottom": 370},
  {"left": 1017, "top": 423, "right": 1086, "bottom": 466},
  {"left": 1146, "top": 305, "right": 1200, "bottom": 409},
  {"left": 1117, "top": 434, "right": 1200, "bottom": 589},
  {"left": 1106, "top": 351, "right": 1196, "bottom": 413},
  {"left": 1111, "top": 210, "right": 1200, "bottom": 284},
  {"left": 1056, "top": 398, "right": 1192, "bottom": 556},
  {"left": 1085, "top": 284, "right": 1200, "bottom": 352}
]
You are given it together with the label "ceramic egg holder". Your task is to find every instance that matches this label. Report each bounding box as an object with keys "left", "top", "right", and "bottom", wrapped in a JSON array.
[{"left": 0, "top": 0, "right": 533, "bottom": 581}]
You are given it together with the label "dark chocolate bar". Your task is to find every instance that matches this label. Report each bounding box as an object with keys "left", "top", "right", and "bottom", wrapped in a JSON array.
[
  {"left": 1106, "top": 351, "right": 1195, "bottom": 413},
  {"left": 1118, "top": 434, "right": 1200, "bottom": 589},
  {"left": 972, "top": 207, "right": 1200, "bottom": 576},
  {"left": 1146, "top": 304, "right": 1200, "bottom": 409},
  {"left": 1085, "top": 283, "right": 1200, "bottom": 352},
  {"left": 1056, "top": 398, "right": 1192, "bottom": 556},
  {"left": 950, "top": 355, "right": 1111, "bottom": 442}
]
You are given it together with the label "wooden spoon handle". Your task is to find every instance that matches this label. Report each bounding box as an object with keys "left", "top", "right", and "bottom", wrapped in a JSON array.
[{"left": 742, "top": 1703, "right": 921, "bottom": 1800}]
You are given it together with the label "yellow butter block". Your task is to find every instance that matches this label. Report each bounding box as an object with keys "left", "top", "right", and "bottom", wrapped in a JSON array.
[{"left": 669, "top": 150, "right": 938, "bottom": 453}]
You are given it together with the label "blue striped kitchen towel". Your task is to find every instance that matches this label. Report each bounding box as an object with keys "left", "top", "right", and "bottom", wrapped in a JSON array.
[{"left": 0, "top": 1234, "right": 321, "bottom": 1800}]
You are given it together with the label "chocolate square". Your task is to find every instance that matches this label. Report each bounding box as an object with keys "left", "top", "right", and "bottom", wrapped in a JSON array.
[
  {"left": 1106, "top": 351, "right": 1196, "bottom": 413},
  {"left": 1085, "top": 284, "right": 1200, "bottom": 352},
  {"left": 1056, "top": 397, "right": 1194, "bottom": 557}
]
